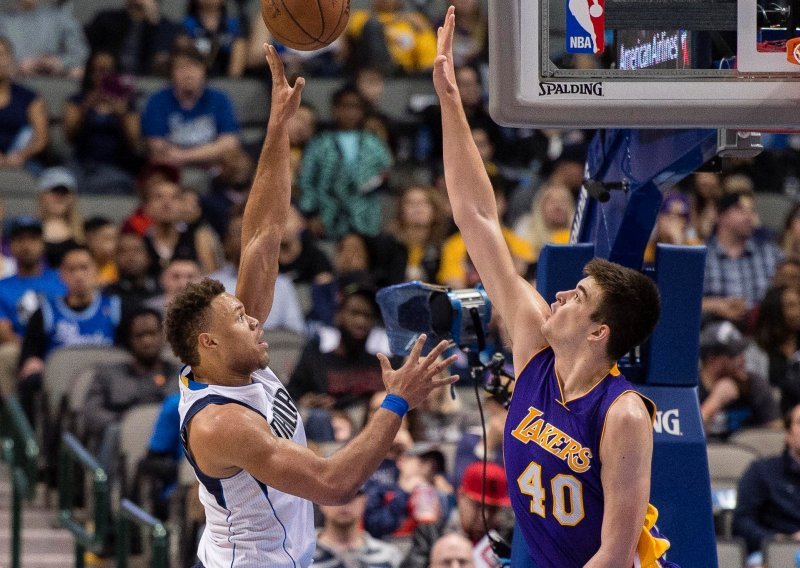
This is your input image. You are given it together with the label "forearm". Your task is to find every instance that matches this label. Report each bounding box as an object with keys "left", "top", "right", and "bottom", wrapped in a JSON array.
[
  {"left": 177, "top": 134, "right": 239, "bottom": 165},
  {"left": 322, "top": 408, "right": 403, "bottom": 501},
  {"left": 440, "top": 96, "right": 497, "bottom": 222}
]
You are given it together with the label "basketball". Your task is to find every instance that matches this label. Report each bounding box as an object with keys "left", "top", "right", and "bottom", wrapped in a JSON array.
[{"left": 261, "top": 0, "right": 350, "bottom": 52}]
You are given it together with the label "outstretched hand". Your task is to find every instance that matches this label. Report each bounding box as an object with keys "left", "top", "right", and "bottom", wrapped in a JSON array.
[
  {"left": 377, "top": 335, "right": 459, "bottom": 411},
  {"left": 265, "top": 44, "right": 305, "bottom": 124},
  {"left": 433, "top": 6, "right": 459, "bottom": 101}
]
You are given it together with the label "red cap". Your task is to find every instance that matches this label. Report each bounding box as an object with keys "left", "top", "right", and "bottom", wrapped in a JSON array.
[{"left": 460, "top": 462, "right": 511, "bottom": 507}]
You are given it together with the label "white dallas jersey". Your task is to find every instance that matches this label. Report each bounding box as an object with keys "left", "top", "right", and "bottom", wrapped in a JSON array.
[{"left": 178, "top": 366, "right": 315, "bottom": 567}]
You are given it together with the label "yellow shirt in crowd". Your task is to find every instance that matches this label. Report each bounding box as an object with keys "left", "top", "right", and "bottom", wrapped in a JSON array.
[{"left": 348, "top": 10, "right": 438, "bottom": 73}]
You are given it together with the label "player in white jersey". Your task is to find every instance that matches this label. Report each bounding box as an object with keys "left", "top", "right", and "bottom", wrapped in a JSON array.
[{"left": 164, "top": 46, "right": 459, "bottom": 568}]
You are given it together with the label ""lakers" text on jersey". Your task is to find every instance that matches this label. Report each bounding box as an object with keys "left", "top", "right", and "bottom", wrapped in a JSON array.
[{"left": 510, "top": 407, "right": 593, "bottom": 473}]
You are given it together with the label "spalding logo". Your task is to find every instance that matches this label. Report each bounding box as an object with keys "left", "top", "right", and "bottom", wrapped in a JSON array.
[
  {"left": 653, "top": 409, "right": 682, "bottom": 436},
  {"left": 538, "top": 82, "right": 604, "bottom": 97}
]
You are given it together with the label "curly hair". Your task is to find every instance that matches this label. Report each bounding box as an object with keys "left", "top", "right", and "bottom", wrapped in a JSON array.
[{"left": 165, "top": 278, "right": 226, "bottom": 367}]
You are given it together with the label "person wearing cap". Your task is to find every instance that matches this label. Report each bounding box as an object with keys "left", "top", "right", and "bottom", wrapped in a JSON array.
[
  {"left": 643, "top": 190, "right": 702, "bottom": 264},
  {"left": 0, "top": 216, "right": 65, "bottom": 395},
  {"left": 36, "top": 167, "right": 84, "bottom": 267},
  {"left": 702, "top": 189, "right": 784, "bottom": 323},
  {"left": 733, "top": 402, "right": 800, "bottom": 567},
  {"left": 141, "top": 45, "right": 241, "bottom": 169},
  {"left": 699, "top": 320, "right": 781, "bottom": 440},
  {"left": 401, "top": 461, "right": 512, "bottom": 568},
  {"left": 314, "top": 486, "right": 402, "bottom": 568},
  {"left": 0, "top": 37, "right": 48, "bottom": 169}
]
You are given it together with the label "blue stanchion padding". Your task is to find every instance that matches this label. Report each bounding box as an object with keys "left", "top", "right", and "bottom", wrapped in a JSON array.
[
  {"left": 510, "top": 521, "right": 538, "bottom": 568},
  {"left": 536, "top": 243, "right": 595, "bottom": 304},
  {"left": 638, "top": 384, "right": 717, "bottom": 568},
  {"left": 644, "top": 244, "right": 706, "bottom": 387}
]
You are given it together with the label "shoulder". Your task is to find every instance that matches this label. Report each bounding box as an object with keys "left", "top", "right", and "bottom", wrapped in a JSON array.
[
  {"left": 601, "top": 391, "right": 653, "bottom": 448},
  {"left": 189, "top": 401, "right": 266, "bottom": 446}
]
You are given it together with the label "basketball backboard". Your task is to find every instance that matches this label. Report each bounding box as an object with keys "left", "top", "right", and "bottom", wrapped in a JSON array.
[{"left": 489, "top": 0, "right": 800, "bottom": 128}]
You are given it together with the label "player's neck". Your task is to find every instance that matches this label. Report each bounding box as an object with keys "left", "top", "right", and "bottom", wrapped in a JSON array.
[
  {"left": 551, "top": 343, "right": 614, "bottom": 400},
  {"left": 191, "top": 362, "right": 252, "bottom": 387}
]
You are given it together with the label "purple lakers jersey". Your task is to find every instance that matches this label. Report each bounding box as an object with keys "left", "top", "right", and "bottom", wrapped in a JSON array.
[{"left": 504, "top": 347, "right": 673, "bottom": 568}]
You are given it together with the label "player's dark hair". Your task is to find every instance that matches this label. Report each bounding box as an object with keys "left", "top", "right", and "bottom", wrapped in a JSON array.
[
  {"left": 584, "top": 258, "right": 661, "bottom": 361},
  {"left": 165, "top": 278, "right": 225, "bottom": 367}
]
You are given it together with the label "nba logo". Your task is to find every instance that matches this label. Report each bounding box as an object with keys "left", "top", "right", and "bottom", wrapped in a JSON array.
[{"left": 566, "top": 0, "right": 605, "bottom": 54}]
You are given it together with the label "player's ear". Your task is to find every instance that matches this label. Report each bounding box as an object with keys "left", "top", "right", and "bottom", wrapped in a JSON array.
[
  {"left": 588, "top": 323, "right": 610, "bottom": 343},
  {"left": 198, "top": 332, "right": 218, "bottom": 350}
]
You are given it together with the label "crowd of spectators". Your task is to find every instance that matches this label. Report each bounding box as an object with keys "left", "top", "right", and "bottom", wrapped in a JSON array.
[{"left": 1, "top": 1, "right": 800, "bottom": 567}]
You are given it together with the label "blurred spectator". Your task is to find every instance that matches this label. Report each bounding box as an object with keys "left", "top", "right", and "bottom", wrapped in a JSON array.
[
  {"left": 440, "top": 0, "right": 487, "bottom": 67},
  {"left": 298, "top": 85, "right": 392, "bottom": 240},
  {"left": 643, "top": 190, "right": 701, "bottom": 264},
  {"left": 401, "top": 462, "right": 511, "bottom": 568},
  {"left": 202, "top": 148, "right": 254, "bottom": 237},
  {"left": 0, "top": 199, "right": 15, "bottom": 277},
  {"left": 84, "top": 307, "right": 178, "bottom": 475},
  {"left": 688, "top": 172, "right": 722, "bottom": 242},
  {"left": 144, "top": 257, "right": 201, "bottom": 314},
  {"left": 0, "top": 0, "right": 88, "bottom": 79},
  {"left": 36, "top": 168, "right": 83, "bottom": 268},
  {"left": 702, "top": 191, "right": 783, "bottom": 323},
  {"left": 288, "top": 284, "right": 389, "bottom": 410},
  {"left": 356, "top": 67, "right": 386, "bottom": 110},
  {"left": 733, "top": 403, "right": 800, "bottom": 564},
  {"left": 754, "top": 286, "right": 800, "bottom": 396},
  {"left": 314, "top": 488, "right": 401, "bottom": 568},
  {"left": 138, "top": 391, "right": 181, "bottom": 520},
  {"left": 209, "top": 212, "right": 305, "bottom": 335},
  {"left": 287, "top": 102, "right": 317, "bottom": 188},
  {"left": 772, "top": 258, "right": 800, "bottom": 290},
  {"left": 84, "top": 217, "right": 119, "bottom": 286},
  {"left": 453, "top": 396, "right": 506, "bottom": 488},
  {"left": 17, "top": 245, "right": 121, "bottom": 421},
  {"left": 781, "top": 203, "right": 800, "bottom": 259},
  {"left": 437, "top": 177, "right": 533, "bottom": 288},
  {"left": 513, "top": 182, "right": 574, "bottom": 263},
  {"left": 142, "top": 180, "right": 219, "bottom": 274},
  {"left": 699, "top": 321, "right": 781, "bottom": 440},
  {"left": 104, "top": 232, "right": 160, "bottom": 307},
  {"left": 179, "top": 0, "right": 246, "bottom": 78},
  {"left": 0, "top": 37, "right": 48, "bottom": 169},
  {"left": 63, "top": 51, "right": 140, "bottom": 195},
  {"left": 85, "top": 0, "right": 180, "bottom": 76},
  {"left": 347, "top": 0, "right": 437, "bottom": 75},
  {"left": 141, "top": 45, "right": 241, "bottom": 169},
  {"left": 121, "top": 161, "right": 181, "bottom": 236},
  {"left": 177, "top": 186, "right": 223, "bottom": 270},
  {"left": 412, "top": 385, "right": 463, "bottom": 444},
  {"left": 0, "top": 217, "right": 64, "bottom": 395},
  {"left": 387, "top": 185, "right": 448, "bottom": 282},
  {"left": 278, "top": 204, "right": 334, "bottom": 285},
  {"left": 428, "top": 533, "right": 475, "bottom": 568}
]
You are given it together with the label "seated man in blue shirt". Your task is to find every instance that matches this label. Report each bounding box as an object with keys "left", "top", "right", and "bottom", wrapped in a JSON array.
[
  {"left": 734, "top": 402, "right": 800, "bottom": 566},
  {"left": 141, "top": 45, "right": 241, "bottom": 169},
  {"left": 17, "top": 245, "right": 121, "bottom": 423},
  {"left": 0, "top": 216, "right": 64, "bottom": 395}
]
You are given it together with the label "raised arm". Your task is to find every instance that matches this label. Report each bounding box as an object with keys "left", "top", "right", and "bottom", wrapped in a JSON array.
[
  {"left": 235, "top": 45, "right": 304, "bottom": 324},
  {"left": 433, "top": 8, "right": 549, "bottom": 369},
  {"left": 188, "top": 336, "right": 458, "bottom": 505}
]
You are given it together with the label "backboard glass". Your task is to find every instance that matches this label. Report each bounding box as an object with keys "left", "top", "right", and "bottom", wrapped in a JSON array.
[{"left": 489, "top": 0, "right": 800, "bottom": 128}]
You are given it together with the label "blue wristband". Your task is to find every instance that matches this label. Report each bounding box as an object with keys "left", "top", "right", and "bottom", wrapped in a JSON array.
[{"left": 380, "top": 394, "right": 409, "bottom": 417}]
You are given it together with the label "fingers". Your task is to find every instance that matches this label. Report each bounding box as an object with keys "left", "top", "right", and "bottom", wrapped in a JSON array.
[
  {"left": 443, "top": 9, "right": 455, "bottom": 57},
  {"left": 432, "top": 374, "right": 460, "bottom": 387},
  {"left": 377, "top": 352, "right": 392, "bottom": 374},
  {"left": 408, "top": 333, "right": 427, "bottom": 362},
  {"left": 292, "top": 76, "right": 306, "bottom": 97},
  {"left": 424, "top": 339, "right": 451, "bottom": 364},
  {"left": 264, "top": 44, "right": 285, "bottom": 83}
]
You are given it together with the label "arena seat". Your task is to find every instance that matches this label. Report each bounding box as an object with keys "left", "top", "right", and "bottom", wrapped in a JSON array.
[
  {"left": 755, "top": 192, "right": 794, "bottom": 234},
  {"left": 706, "top": 443, "right": 758, "bottom": 486},
  {"left": 209, "top": 77, "right": 269, "bottom": 126},
  {"left": 715, "top": 538, "right": 746, "bottom": 568},
  {"left": 729, "top": 428, "right": 786, "bottom": 459},
  {"left": 764, "top": 538, "right": 800, "bottom": 567},
  {"left": 0, "top": 169, "right": 38, "bottom": 196},
  {"left": 118, "top": 403, "right": 163, "bottom": 488},
  {"left": 264, "top": 329, "right": 305, "bottom": 384},
  {"left": 18, "top": 76, "right": 79, "bottom": 118}
]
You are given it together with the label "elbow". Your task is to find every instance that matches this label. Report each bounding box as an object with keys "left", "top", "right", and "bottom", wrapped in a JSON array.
[{"left": 317, "top": 470, "right": 362, "bottom": 505}]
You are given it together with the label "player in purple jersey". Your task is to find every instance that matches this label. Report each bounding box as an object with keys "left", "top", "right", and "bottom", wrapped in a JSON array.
[{"left": 433, "top": 8, "right": 677, "bottom": 567}]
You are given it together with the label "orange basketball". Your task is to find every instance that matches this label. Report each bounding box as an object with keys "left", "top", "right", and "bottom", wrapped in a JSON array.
[{"left": 262, "top": 0, "right": 350, "bottom": 52}]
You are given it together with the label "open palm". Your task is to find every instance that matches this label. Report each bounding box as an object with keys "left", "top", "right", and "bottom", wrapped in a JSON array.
[
  {"left": 265, "top": 44, "right": 305, "bottom": 124},
  {"left": 433, "top": 6, "right": 459, "bottom": 100}
]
